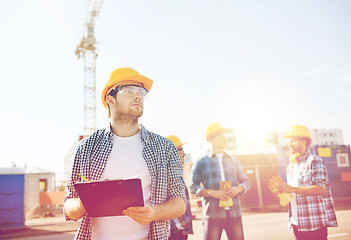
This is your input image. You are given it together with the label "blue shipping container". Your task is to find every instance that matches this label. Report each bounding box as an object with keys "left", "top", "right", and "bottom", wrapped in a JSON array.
[
  {"left": 311, "top": 145, "right": 351, "bottom": 200},
  {"left": 0, "top": 168, "right": 25, "bottom": 229}
]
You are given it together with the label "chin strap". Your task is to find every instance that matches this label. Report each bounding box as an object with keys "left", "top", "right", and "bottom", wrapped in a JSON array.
[{"left": 289, "top": 152, "right": 301, "bottom": 164}]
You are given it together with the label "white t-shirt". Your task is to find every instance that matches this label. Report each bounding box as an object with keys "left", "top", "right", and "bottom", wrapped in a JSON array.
[
  {"left": 216, "top": 152, "right": 226, "bottom": 182},
  {"left": 288, "top": 164, "right": 299, "bottom": 226},
  {"left": 92, "top": 130, "right": 151, "bottom": 240},
  {"left": 216, "top": 152, "right": 230, "bottom": 210}
]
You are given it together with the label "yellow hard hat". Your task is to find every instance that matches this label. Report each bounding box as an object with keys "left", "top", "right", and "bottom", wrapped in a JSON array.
[
  {"left": 167, "top": 135, "right": 185, "bottom": 148},
  {"left": 284, "top": 125, "right": 311, "bottom": 140},
  {"left": 101, "top": 67, "right": 153, "bottom": 108},
  {"left": 206, "top": 122, "right": 229, "bottom": 141}
]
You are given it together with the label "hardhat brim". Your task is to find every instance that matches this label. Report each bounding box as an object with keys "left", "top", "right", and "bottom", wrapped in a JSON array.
[
  {"left": 207, "top": 128, "right": 230, "bottom": 141},
  {"left": 177, "top": 142, "right": 186, "bottom": 148},
  {"left": 283, "top": 134, "right": 294, "bottom": 139},
  {"left": 283, "top": 133, "right": 311, "bottom": 140}
]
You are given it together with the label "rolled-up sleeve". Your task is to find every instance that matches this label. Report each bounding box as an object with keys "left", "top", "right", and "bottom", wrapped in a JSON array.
[
  {"left": 235, "top": 158, "right": 250, "bottom": 195},
  {"left": 63, "top": 144, "right": 82, "bottom": 221},
  {"left": 167, "top": 142, "right": 186, "bottom": 202},
  {"left": 311, "top": 157, "right": 328, "bottom": 189},
  {"left": 189, "top": 159, "right": 204, "bottom": 197}
]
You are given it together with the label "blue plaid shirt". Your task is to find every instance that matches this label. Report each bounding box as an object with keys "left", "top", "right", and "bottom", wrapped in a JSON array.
[
  {"left": 169, "top": 182, "right": 193, "bottom": 236},
  {"left": 287, "top": 151, "right": 338, "bottom": 231},
  {"left": 189, "top": 152, "right": 250, "bottom": 219},
  {"left": 64, "top": 124, "right": 186, "bottom": 240}
]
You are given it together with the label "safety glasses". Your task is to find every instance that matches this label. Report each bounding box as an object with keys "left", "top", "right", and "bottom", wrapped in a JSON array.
[{"left": 109, "top": 85, "right": 148, "bottom": 98}]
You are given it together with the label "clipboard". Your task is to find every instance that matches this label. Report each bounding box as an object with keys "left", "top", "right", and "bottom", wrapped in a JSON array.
[{"left": 74, "top": 178, "right": 144, "bottom": 217}]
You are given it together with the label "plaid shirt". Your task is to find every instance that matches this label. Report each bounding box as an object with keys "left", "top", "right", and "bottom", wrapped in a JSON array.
[
  {"left": 286, "top": 151, "right": 338, "bottom": 231},
  {"left": 64, "top": 124, "right": 186, "bottom": 240},
  {"left": 189, "top": 152, "right": 250, "bottom": 219},
  {"left": 169, "top": 182, "right": 193, "bottom": 236}
]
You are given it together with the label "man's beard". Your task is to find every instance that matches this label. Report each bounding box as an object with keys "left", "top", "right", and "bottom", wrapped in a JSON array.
[{"left": 116, "top": 108, "right": 143, "bottom": 120}]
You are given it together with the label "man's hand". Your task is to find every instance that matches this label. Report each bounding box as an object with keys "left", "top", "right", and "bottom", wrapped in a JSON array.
[
  {"left": 64, "top": 198, "right": 86, "bottom": 220},
  {"left": 225, "top": 186, "right": 244, "bottom": 198},
  {"left": 123, "top": 206, "right": 156, "bottom": 225},
  {"left": 208, "top": 190, "right": 231, "bottom": 201},
  {"left": 77, "top": 198, "right": 86, "bottom": 212},
  {"left": 274, "top": 182, "right": 294, "bottom": 196},
  {"left": 123, "top": 198, "right": 185, "bottom": 225}
]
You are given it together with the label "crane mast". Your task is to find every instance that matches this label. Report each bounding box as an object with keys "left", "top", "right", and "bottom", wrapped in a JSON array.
[{"left": 75, "top": 0, "right": 103, "bottom": 135}]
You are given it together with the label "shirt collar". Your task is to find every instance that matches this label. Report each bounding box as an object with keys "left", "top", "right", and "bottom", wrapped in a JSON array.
[
  {"left": 104, "top": 124, "right": 113, "bottom": 137},
  {"left": 104, "top": 123, "right": 149, "bottom": 143},
  {"left": 206, "top": 151, "right": 214, "bottom": 158},
  {"left": 298, "top": 150, "right": 310, "bottom": 162},
  {"left": 207, "top": 151, "right": 227, "bottom": 158},
  {"left": 140, "top": 124, "right": 149, "bottom": 143}
]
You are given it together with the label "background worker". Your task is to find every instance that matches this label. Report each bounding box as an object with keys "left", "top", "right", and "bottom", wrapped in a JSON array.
[
  {"left": 167, "top": 135, "right": 193, "bottom": 240},
  {"left": 63, "top": 67, "right": 186, "bottom": 240},
  {"left": 275, "top": 125, "right": 338, "bottom": 240},
  {"left": 189, "top": 123, "right": 250, "bottom": 240}
]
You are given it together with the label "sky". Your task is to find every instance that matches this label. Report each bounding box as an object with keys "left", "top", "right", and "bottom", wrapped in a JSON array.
[{"left": 1, "top": 0, "right": 351, "bottom": 177}]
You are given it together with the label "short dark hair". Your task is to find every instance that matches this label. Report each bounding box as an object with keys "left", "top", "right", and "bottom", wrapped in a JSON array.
[
  {"left": 106, "top": 94, "right": 117, "bottom": 118},
  {"left": 108, "top": 88, "right": 118, "bottom": 98}
]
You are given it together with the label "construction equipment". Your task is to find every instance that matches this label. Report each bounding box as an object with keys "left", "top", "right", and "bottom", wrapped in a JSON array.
[
  {"left": 63, "top": 0, "right": 103, "bottom": 189},
  {"left": 75, "top": 0, "right": 104, "bottom": 135}
]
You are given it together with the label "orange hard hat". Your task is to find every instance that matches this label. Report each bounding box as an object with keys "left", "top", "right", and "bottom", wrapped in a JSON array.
[
  {"left": 284, "top": 125, "right": 311, "bottom": 140},
  {"left": 101, "top": 67, "right": 153, "bottom": 108},
  {"left": 206, "top": 122, "right": 229, "bottom": 141},
  {"left": 167, "top": 135, "right": 185, "bottom": 148}
]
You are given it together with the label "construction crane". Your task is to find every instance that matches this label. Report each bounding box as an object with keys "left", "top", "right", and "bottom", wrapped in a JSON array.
[
  {"left": 75, "top": 0, "right": 104, "bottom": 135},
  {"left": 64, "top": 0, "right": 104, "bottom": 182}
]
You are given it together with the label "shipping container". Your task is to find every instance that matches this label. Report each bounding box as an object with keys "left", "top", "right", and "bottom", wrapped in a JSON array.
[
  {"left": 311, "top": 145, "right": 351, "bottom": 199},
  {"left": 0, "top": 168, "right": 25, "bottom": 229},
  {"left": 237, "top": 153, "right": 280, "bottom": 208}
]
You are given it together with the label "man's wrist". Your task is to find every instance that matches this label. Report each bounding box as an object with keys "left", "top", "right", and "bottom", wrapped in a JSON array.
[
  {"left": 239, "top": 185, "right": 245, "bottom": 194},
  {"left": 201, "top": 189, "right": 211, "bottom": 197},
  {"left": 149, "top": 205, "right": 158, "bottom": 222},
  {"left": 77, "top": 199, "right": 84, "bottom": 210}
]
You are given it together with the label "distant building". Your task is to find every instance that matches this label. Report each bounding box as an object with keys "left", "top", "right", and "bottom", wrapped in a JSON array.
[
  {"left": 224, "top": 129, "right": 237, "bottom": 150},
  {"left": 25, "top": 168, "right": 55, "bottom": 211},
  {"left": 310, "top": 129, "right": 344, "bottom": 146},
  {"left": 264, "top": 131, "right": 279, "bottom": 147}
]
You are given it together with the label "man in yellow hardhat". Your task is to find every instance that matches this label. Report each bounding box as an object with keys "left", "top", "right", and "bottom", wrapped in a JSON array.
[
  {"left": 167, "top": 135, "right": 187, "bottom": 165},
  {"left": 166, "top": 135, "right": 193, "bottom": 240},
  {"left": 189, "top": 123, "right": 250, "bottom": 240},
  {"left": 64, "top": 67, "right": 186, "bottom": 240},
  {"left": 274, "top": 125, "right": 337, "bottom": 240}
]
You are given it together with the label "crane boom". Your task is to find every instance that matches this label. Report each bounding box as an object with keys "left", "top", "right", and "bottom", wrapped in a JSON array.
[{"left": 75, "top": 0, "right": 103, "bottom": 135}]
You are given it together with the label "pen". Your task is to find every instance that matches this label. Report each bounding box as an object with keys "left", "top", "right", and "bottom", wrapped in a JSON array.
[{"left": 79, "top": 173, "right": 90, "bottom": 182}]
